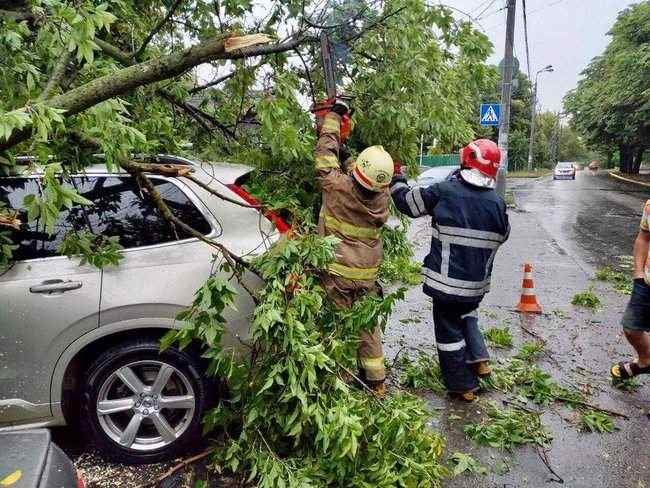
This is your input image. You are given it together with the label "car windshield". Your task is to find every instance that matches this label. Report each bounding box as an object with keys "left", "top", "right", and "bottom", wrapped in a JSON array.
[{"left": 556, "top": 163, "right": 573, "bottom": 168}]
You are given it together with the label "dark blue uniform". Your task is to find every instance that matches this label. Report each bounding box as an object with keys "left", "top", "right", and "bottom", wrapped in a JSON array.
[{"left": 391, "top": 171, "right": 510, "bottom": 393}]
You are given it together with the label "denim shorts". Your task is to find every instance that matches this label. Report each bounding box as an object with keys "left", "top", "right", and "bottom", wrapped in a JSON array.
[{"left": 622, "top": 279, "right": 650, "bottom": 332}]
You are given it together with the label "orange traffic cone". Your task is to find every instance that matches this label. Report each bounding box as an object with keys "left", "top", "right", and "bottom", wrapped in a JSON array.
[{"left": 515, "top": 263, "right": 542, "bottom": 314}]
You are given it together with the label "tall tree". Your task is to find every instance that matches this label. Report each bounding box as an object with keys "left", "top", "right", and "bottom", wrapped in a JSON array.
[{"left": 564, "top": 2, "right": 650, "bottom": 174}]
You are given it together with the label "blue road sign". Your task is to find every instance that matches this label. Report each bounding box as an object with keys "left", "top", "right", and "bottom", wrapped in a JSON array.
[{"left": 480, "top": 103, "right": 500, "bottom": 126}]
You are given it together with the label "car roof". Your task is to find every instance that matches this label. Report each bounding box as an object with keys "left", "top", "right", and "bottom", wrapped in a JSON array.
[{"left": 6, "top": 155, "right": 253, "bottom": 182}]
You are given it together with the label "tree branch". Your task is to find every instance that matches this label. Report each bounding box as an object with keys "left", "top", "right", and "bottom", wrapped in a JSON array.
[
  {"left": 126, "top": 159, "right": 260, "bottom": 208},
  {"left": 39, "top": 49, "right": 73, "bottom": 100},
  {"left": 96, "top": 38, "right": 237, "bottom": 144},
  {"left": 121, "top": 158, "right": 260, "bottom": 303},
  {"left": 1, "top": 33, "right": 315, "bottom": 152},
  {"left": 188, "top": 71, "right": 236, "bottom": 94},
  {"left": 133, "top": 0, "right": 185, "bottom": 61},
  {"left": 0, "top": 8, "right": 33, "bottom": 21}
]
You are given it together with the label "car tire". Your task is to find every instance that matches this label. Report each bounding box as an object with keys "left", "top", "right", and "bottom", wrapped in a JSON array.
[{"left": 81, "top": 338, "right": 212, "bottom": 464}]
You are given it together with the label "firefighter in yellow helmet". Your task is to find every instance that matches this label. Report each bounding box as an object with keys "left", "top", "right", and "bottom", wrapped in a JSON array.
[{"left": 314, "top": 99, "right": 394, "bottom": 396}]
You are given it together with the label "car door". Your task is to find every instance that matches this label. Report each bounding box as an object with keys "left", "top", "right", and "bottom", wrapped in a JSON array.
[
  {"left": 0, "top": 177, "right": 101, "bottom": 425},
  {"left": 75, "top": 175, "right": 217, "bottom": 328}
]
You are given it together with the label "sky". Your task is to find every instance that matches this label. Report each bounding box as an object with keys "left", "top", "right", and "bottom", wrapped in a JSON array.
[{"left": 449, "top": 0, "right": 637, "bottom": 112}]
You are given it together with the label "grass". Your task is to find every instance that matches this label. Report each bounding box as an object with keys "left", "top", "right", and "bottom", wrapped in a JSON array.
[
  {"left": 399, "top": 353, "right": 446, "bottom": 394},
  {"left": 571, "top": 289, "right": 601, "bottom": 308},
  {"left": 464, "top": 401, "right": 552, "bottom": 449},
  {"left": 484, "top": 326, "right": 514, "bottom": 349},
  {"left": 595, "top": 266, "right": 633, "bottom": 295}
]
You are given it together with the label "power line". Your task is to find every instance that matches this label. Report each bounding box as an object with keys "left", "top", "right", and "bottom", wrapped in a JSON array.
[
  {"left": 474, "top": 0, "right": 499, "bottom": 20},
  {"left": 477, "top": 5, "right": 507, "bottom": 21},
  {"left": 522, "top": 0, "right": 532, "bottom": 81},
  {"left": 470, "top": 0, "right": 494, "bottom": 15}
]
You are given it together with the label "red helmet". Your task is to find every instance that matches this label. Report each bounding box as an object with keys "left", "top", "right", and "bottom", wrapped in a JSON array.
[{"left": 460, "top": 139, "right": 501, "bottom": 180}]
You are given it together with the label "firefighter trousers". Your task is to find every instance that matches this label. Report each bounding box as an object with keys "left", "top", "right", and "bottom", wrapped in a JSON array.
[
  {"left": 322, "top": 274, "right": 386, "bottom": 382},
  {"left": 432, "top": 300, "right": 489, "bottom": 393}
]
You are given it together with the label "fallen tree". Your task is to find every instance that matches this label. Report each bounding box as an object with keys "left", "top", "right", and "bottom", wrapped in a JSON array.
[{"left": 0, "top": 0, "right": 495, "bottom": 484}]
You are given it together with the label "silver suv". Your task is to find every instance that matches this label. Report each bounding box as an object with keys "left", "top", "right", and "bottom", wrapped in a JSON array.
[{"left": 0, "top": 156, "right": 281, "bottom": 463}]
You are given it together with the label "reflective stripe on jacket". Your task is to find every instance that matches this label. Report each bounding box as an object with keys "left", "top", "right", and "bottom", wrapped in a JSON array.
[
  {"left": 314, "top": 113, "right": 389, "bottom": 282},
  {"left": 391, "top": 173, "right": 510, "bottom": 303}
]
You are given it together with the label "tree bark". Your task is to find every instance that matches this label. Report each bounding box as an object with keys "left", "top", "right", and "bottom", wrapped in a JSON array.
[
  {"left": 0, "top": 34, "right": 313, "bottom": 152},
  {"left": 619, "top": 144, "right": 636, "bottom": 174},
  {"left": 633, "top": 147, "right": 645, "bottom": 174}
]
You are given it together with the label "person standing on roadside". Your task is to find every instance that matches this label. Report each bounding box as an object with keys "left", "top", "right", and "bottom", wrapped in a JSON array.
[
  {"left": 390, "top": 139, "right": 510, "bottom": 401},
  {"left": 611, "top": 200, "right": 650, "bottom": 381}
]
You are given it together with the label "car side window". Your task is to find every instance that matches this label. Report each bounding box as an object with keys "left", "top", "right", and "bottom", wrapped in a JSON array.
[
  {"left": 0, "top": 175, "right": 212, "bottom": 261},
  {"left": 71, "top": 176, "right": 212, "bottom": 249},
  {"left": 0, "top": 177, "right": 90, "bottom": 260}
]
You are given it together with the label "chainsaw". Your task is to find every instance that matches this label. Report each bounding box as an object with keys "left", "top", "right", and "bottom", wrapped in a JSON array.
[{"left": 311, "top": 31, "right": 353, "bottom": 143}]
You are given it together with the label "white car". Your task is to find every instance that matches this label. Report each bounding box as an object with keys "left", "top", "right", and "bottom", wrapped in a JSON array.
[
  {"left": 415, "top": 165, "right": 459, "bottom": 187},
  {"left": 553, "top": 162, "right": 576, "bottom": 180},
  {"left": 0, "top": 155, "right": 285, "bottom": 463}
]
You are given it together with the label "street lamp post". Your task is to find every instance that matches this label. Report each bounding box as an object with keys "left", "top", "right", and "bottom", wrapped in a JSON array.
[{"left": 527, "top": 65, "right": 553, "bottom": 171}]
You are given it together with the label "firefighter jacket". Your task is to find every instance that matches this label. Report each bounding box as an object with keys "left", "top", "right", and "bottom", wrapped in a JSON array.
[
  {"left": 391, "top": 172, "right": 510, "bottom": 303},
  {"left": 314, "top": 112, "right": 390, "bottom": 283}
]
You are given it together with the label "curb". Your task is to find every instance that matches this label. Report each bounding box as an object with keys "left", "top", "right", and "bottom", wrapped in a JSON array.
[{"left": 609, "top": 171, "right": 650, "bottom": 188}]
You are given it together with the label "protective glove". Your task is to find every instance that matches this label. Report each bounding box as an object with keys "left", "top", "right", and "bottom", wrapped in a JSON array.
[{"left": 393, "top": 160, "right": 403, "bottom": 176}]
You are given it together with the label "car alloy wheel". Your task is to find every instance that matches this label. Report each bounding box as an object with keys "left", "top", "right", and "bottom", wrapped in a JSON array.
[{"left": 96, "top": 360, "right": 196, "bottom": 452}]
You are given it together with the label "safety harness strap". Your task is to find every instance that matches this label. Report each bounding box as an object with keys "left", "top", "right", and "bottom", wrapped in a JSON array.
[
  {"left": 328, "top": 262, "right": 378, "bottom": 280},
  {"left": 322, "top": 213, "right": 381, "bottom": 240}
]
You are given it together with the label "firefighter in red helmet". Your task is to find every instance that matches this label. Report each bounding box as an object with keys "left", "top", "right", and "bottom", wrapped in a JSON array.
[{"left": 390, "top": 139, "right": 510, "bottom": 401}]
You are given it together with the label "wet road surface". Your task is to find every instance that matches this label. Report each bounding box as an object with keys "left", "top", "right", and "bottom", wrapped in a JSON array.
[
  {"left": 512, "top": 170, "right": 649, "bottom": 273},
  {"left": 385, "top": 170, "right": 650, "bottom": 487}
]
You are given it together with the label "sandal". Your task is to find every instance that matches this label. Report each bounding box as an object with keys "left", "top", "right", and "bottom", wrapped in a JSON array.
[{"left": 610, "top": 361, "right": 650, "bottom": 381}]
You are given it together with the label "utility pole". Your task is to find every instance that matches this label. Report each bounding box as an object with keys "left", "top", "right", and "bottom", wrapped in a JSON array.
[
  {"left": 550, "top": 111, "right": 560, "bottom": 164},
  {"left": 495, "top": 0, "right": 516, "bottom": 197},
  {"left": 527, "top": 65, "right": 553, "bottom": 171},
  {"left": 527, "top": 80, "right": 538, "bottom": 171}
]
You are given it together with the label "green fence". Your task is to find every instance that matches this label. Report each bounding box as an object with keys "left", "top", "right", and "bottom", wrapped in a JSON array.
[{"left": 418, "top": 154, "right": 460, "bottom": 167}]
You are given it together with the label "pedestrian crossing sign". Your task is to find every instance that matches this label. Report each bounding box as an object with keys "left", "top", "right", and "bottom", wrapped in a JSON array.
[{"left": 480, "top": 103, "right": 500, "bottom": 126}]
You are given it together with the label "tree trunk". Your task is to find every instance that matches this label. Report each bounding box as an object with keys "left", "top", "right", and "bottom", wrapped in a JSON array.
[
  {"left": 633, "top": 147, "right": 645, "bottom": 174},
  {"left": 619, "top": 144, "right": 636, "bottom": 174},
  {"left": 0, "top": 34, "right": 311, "bottom": 153}
]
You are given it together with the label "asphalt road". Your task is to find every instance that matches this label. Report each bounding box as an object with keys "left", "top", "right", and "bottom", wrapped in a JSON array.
[
  {"left": 384, "top": 169, "right": 650, "bottom": 487},
  {"left": 511, "top": 170, "right": 649, "bottom": 273}
]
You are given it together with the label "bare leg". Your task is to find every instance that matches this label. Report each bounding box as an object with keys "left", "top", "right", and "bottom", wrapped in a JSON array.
[{"left": 623, "top": 329, "right": 650, "bottom": 367}]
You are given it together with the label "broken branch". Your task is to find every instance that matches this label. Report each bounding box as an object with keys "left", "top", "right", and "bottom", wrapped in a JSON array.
[
  {"left": 1, "top": 34, "right": 315, "bottom": 152},
  {"left": 139, "top": 449, "right": 211, "bottom": 488},
  {"left": 122, "top": 159, "right": 260, "bottom": 303}
]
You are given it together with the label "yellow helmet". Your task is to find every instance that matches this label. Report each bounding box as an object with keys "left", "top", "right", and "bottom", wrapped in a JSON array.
[{"left": 352, "top": 145, "right": 394, "bottom": 192}]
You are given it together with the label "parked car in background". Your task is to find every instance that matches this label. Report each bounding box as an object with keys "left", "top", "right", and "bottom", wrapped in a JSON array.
[
  {"left": 553, "top": 162, "right": 576, "bottom": 180},
  {"left": 0, "top": 155, "right": 286, "bottom": 464},
  {"left": 0, "top": 429, "right": 84, "bottom": 487},
  {"left": 416, "top": 165, "right": 459, "bottom": 187},
  {"left": 588, "top": 160, "right": 600, "bottom": 171}
]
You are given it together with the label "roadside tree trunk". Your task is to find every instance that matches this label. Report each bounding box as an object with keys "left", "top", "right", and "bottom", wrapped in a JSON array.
[
  {"left": 633, "top": 147, "right": 645, "bottom": 174},
  {"left": 619, "top": 144, "right": 637, "bottom": 174}
]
